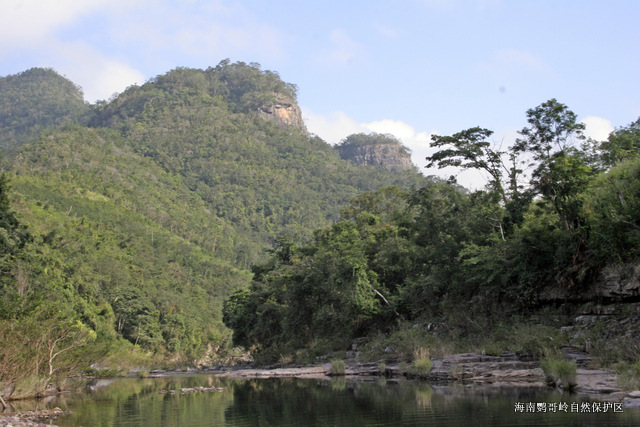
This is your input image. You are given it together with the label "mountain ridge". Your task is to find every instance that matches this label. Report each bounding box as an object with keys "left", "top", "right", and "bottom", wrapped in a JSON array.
[{"left": 0, "top": 61, "right": 428, "bottom": 369}]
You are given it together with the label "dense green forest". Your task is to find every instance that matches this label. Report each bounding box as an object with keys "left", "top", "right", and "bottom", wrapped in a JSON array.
[
  {"left": 0, "top": 62, "right": 426, "bottom": 396},
  {"left": 1, "top": 61, "right": 639, "bottom": 399},
  {"left": 223, "top": 99, "right": 640, "bottom": 362}
]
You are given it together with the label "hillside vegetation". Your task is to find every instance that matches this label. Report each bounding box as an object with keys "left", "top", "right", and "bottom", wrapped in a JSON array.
[
  {"left": 0, "top": 62, "right": 425, "bottom": 395},
  {"left": 1, "top": 61, "right": 639, "bottom": 396},
  {"left": 224, "top": 100, "right": 640, "bottom": 363}
]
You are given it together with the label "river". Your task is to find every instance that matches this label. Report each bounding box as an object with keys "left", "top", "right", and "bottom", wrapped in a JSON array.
[{"left": 36, "top": 375, "right": 640, "bottom": 426}]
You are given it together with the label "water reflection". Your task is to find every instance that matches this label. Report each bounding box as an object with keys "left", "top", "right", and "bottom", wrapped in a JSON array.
[{"left": 41, "top": 376, "right": 640, "bottom": 427}]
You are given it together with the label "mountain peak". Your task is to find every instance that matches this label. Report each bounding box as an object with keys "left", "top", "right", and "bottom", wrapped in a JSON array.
[
  {"left": 0, "top": 67, "right": 89, "bottom": 149},
  {"left": 336, "top": 133, "right": 416, "bottom": 171}
]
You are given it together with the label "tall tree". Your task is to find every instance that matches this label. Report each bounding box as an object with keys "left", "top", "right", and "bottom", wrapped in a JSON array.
[
  {"left": 426, "top": 127, "right": 530, "bottom": 233},
  {"left": 427, "top": 127, "right": 507, "bottom": 203},
  {"left": 598, "top": 117, "right": 640, "bottom": 168},
  {"left": 514, "top": 98, "right": 586, "bottom": 162},
  {"left": 514, "top": 99, "right": 589, "bottom": 232}
]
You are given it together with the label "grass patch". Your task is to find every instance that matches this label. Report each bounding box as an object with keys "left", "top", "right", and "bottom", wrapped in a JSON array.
[
  {"left": 400, "top": 347, "right": 432, "bottom": 378},
  {"left": 9, "top": 375, "right": 49, "bottom": 400},
  {"left": 329, "top": 359, "right": 346, "bottom": 376},
  {"left": 614, "top": 361, "right": 640, "bottom": 391},
  {"left": 85, "top": 367, "right": 124, "bottom": 378},
  {"left": 412, "top": 357, "right": 433, "bottom": 376},
  {"left": 359, "top": 325, "right": 454, "bottom": 363},
  {"left": 540, "top": 355, "right": 577, "bottom": 390},
  {"left": 377, "top": 362, "right": 387, "bottom": 375},
  {"left": 135, "top": 369, "right": 150, "bottom": 378}
]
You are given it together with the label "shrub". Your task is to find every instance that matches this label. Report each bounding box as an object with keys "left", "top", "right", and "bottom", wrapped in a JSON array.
[
  {"left": 85, "top": 367, "right": 123, "bottom": 378},
  {"left": 614, "top": 361, "right": 640, "bottom": 391},
  {"left": 377, "top": 362, "right": 387, "bottom": 375},
  {"left": 329, "top": 359, "right": 346, "bottom": 376},
  {"left": 135, "top": 370, "right": 150, "bottom": 378},
  {"left": 400, "top": 347, "right": 432, "bottom": 378},
  {"left": 412, "top": 357, "right": 433, "bottom": 377},
  {"left": 540, "top": 356, "right": 577, "bottom": 390}
]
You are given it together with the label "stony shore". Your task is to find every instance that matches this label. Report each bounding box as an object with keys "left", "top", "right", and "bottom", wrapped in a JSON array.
[
  {"left": 211, "top": 351, "right": 640, "bottom": 407},
  {"left": 0, "top": 408, "right": 67, "bottom": 427}
]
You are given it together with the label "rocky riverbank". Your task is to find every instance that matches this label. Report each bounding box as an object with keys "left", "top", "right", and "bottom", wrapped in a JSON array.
[
  {"left": 3, "top": 348, "right": 639, "bottom": 425},
  {"left": 210, "top": 350, "right": 640, "bottom": 407},
  {"left": 0, "top": 408, "right": 68, "bottom": 427}
]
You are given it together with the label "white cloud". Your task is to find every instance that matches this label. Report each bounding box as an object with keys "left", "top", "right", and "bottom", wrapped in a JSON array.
[
  {"left": 111, "top": 2, "right": 286, "bottom": 62},
  {"left": 0, "top": 0, "right": 147, "bottom": 102},
  {"left": 0, "top": 0, "right": 111, "bottom": 49},
  {"left": 304, "top": 110, "right": 366, "bottom": 143},
  {"left": 81, "top": 59, "right": 146, "bottom": 103},
  {"left": 313, "top": 29, "right": 360, "bottom": 65},
  {"left": 53, "top": 42, "right": 146, "bottom": 102},
  {"left": 1, "top": 0, "right": 287, "bottom": 101},
  {"left": 581, "top": 116, "right": 614, "bottom": 141}
]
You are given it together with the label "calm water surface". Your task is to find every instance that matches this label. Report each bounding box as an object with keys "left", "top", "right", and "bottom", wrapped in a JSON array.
[{"left": 47, "top": 375, "right": 640, "bottom": 427}]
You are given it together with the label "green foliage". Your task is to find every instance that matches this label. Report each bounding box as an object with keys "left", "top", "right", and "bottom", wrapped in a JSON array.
[
  {"left": 599, "top": 117, "right": 640, "bottom": 168},
  {"left": 9, "top": 374, "right": 50, "bottom": 400},
  {"left": 408, "top": 356, "right": 432, "bottom": 378},
  {"left": 614, "top": 361, "right": 640, "bottom": 391},
  {"left": 336, "top": 133, "right": 412, "bottom": 163},
  {"left": 0, "top": 61, "right": 427, "bottom": 375},
  {"left": 84, "top": 367, "right": 124, "bottom": 378},
  {"left": 515, "top": 99, "right": 590, "bottom": 233},
  {"left": 2, "top": 63, "right": 640, "bottom": 378},
  {"left": 585, "top": 157, "right": 640, "bottom": 263},
  {"left": 0, "top": 68, "right": 89, "bottom": 150},
  {"left": 540, "top": 355, "right": 577, "bottom": 390},
  {"left": 0, "top": 173, "right": 30, "bottom": 268},
  {"left": 224, "top": 101, "right": 640, "bottom": 361},
  {"left": 399, "top": 350, "right": 432, "bottom": 379},
  {"left": 515, "top": 98, "right": 586, "bottom": 160},
  {"left": 329, "top": 359, "right": 346, "bottom": 376},
  {"left": 427, "top": 127, "right": 507, "bottom": 200},
  {"left": 337, "top": 132, "right": 405, "bottom": 148}
]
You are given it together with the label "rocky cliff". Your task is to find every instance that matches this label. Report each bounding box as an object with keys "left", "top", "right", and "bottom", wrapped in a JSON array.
[
  {"left": 257, "top": 93, "right": 308, "bottom": 135},
  {"left": 540, "top": 262, "right": 640, "bottom": 302},
  {"left": 337, "top": 133, "right": 416, "bottom": 172}
]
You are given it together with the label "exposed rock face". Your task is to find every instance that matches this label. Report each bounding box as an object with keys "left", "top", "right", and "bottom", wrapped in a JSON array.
[
  {"left": 593, "top": 263, "right": 640, "bottom": 299},
  {"left": 257, "top": 93, "right": 308, "bottom": 135},
  {"left": 338, "top": 143, "right": 416, "bottom": 171},
  {"left": 427, "top": 352, "right": 545, "bottom": 385},
  {"left": 539, "top": 262, "right": 640, "bottom": 302}
]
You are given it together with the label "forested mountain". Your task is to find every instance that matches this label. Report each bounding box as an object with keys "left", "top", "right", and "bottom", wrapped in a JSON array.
[
  {"left": 0, "top": 68, "right": 90, "bottom": 151},
  {"left": 0, "top": 62, "right": 426, "bottom": 388},
  {"left": 3, "top": 61, "right": 639, "bottom": 394}
]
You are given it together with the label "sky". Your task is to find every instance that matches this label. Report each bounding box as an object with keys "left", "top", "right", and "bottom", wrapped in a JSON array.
[{"left": 2, "top": 0, "right": 639, "bottom": 188}]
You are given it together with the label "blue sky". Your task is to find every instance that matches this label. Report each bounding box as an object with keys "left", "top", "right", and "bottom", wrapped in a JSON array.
[{"left": 2, "top": 0, "right": 639, "bottom": 187}]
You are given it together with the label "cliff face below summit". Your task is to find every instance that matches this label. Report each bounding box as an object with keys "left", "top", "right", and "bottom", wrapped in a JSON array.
[
  {"left": 257, "top": 93, "right": 308, "bottom": 135},
  {"left": 337, "top": 133, "right": 416, "bottom": 172}
]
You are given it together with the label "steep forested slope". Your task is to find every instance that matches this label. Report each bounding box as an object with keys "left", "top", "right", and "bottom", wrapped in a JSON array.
[
  {"left": 0, "top": 61, "right": 426, "bottom": 384},
  {"left": 0, "top": 68, "right": 90, "bottom": 151}
]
